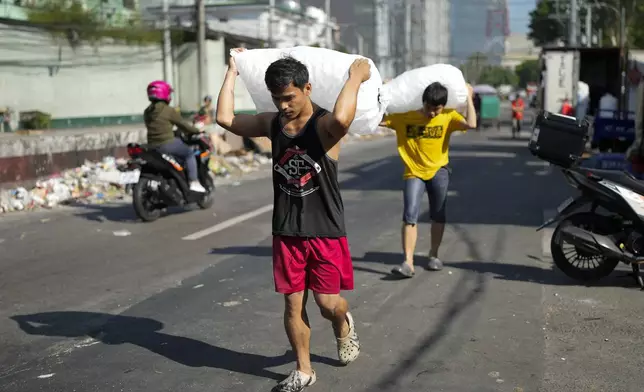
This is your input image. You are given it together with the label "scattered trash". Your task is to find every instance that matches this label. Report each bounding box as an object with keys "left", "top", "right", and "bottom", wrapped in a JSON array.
[
  {"left": 193, "top": 284, "right": 204, "bottom": 289},
  {"left": 0, "top": 132, "right": 392, "bottom": 216},
  {"left": 40, "top": 218, "right": 50, "bottom": 223},
  {"left": 37, "top": 373, "right": 55, "bottom": 379},
  {"left": 222, "top": 301, "right": 241, "bottom": 307},
  {"left": 561, "top": 357, "right": 566, "bottom": 361},
  {"left": 496, "top": 379, "right": 504, "bottom": 384},
  {"left": 113, "top": 230, "right": 131, "bottom": 237},
  {"left": 488, "top": 371, "right": 500, "bottom": 378},
  {"left": 448, "top": 271, "right": 453, "bottom": 275}
]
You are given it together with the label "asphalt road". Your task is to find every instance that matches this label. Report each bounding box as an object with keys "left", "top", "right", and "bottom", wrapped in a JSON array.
[{"left": 1, "top": 128, "right": 643, "bottom": 392}]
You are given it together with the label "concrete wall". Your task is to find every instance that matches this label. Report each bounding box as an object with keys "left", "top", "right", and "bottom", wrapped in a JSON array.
[
  {"left": 177, "top": 37, "right": 256, "bottom": 114},
  {"left": 0, "top": 24, "right": 164, "bottom": 122},
  {"left": 0, "top": 23, "right": 259, "bottom": 128}
]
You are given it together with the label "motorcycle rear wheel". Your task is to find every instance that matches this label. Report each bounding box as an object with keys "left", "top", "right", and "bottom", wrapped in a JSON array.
[
  {"left": 197, "top": 173, "right": 215, "bottom": 210},
  {"left": 551, "top": 212, "right": 620, "bottom": 282},
  {"left": 133, "top": 179, "right": 163, "bottom": 222}
]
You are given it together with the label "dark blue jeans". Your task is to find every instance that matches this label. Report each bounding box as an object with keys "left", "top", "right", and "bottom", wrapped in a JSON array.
[
  {"left": 402, "top": 167, "right": 450, "bottom": 224},
  {"left": 156, "top": 137, "right": 198, "bottom": 181}
]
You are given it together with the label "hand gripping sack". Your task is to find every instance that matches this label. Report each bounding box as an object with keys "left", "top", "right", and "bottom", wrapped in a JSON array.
[
  {"left": 382, "top": 64, "right": 468, "bottom": 113},
  {"left": 231, "top": 46, "right": 387, "bottom": 134}
]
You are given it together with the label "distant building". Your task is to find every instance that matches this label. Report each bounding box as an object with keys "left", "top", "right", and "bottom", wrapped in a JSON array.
[
  {"left": 143, "top": 0, "right": 337, "bottom": 48},
  {"left": 450, "top": 0, "right": 508, "bottom": 65},
  {"left": 1, "top": 0, "right": 139, "bottom": 26},
  {"left": 502, "top": 33, "right": 539, "bottom": 69}
]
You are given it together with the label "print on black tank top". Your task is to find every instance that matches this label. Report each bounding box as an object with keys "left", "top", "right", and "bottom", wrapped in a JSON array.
[{"left": 270, "top": 108, "right": 346, "bottom": 238}]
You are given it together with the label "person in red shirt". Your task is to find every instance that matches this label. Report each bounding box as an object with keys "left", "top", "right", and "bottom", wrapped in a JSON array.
[
  {"left": 511, "top": 95, "right": 525, "bottom": 138},
  {"left": 561, "top": 98, "right": 574, "bottom": 116}
]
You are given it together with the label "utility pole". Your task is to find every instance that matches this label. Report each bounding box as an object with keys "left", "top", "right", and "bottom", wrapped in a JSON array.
[
  {"left": 569, "top": 0, "right": 578, "bottom": 46},
  {"left": 585, "top": 4, "right": 592, "bottom": 47},
  {"left": 268, "top": 0, "right": 275, "bottom": 47},
  {"left": 619, "top": 5, "right": 627, "bottom": 112},
  {"left": 196, "top": 0, "right": 207, "bottom": 104},
  {"left": 404, "top": 0, "right": 411, "bottom": 70},
  {"left": 325, "top": 0, "right": 333, "bottom": 49},
  {"left": 162, "top": 0, "right": 173, "bottom": 84}
]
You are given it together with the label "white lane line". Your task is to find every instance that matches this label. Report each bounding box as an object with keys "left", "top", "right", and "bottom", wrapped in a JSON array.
[
  {"left": 182, "top": 204, "right": 274, "bottom": 241},
  {"left": 360, "top": 160, "right": 389, "bottom": 172},
  {"left": 542, "top": 209, "right": 556, "bottom": 258}
]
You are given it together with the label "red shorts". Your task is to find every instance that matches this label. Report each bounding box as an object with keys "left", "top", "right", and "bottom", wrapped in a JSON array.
[{"left": 272, "top": 236, "right": 354, "bottom": 295}]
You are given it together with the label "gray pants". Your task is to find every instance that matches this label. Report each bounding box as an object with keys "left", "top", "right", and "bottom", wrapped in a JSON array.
[
  {"left": 156, "top": 137, "right": 198, "bottom": 181},
  {"left": 402, "top": 167, "right": 450, "bottom": 224}
]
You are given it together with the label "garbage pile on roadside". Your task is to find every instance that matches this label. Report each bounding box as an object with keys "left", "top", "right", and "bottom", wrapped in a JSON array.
[
  {"left": 0, "top": 129, "right": 393, "bottom": 215},
  {"left": 0, "top": 150, "right": 271, "bottom": 216}
]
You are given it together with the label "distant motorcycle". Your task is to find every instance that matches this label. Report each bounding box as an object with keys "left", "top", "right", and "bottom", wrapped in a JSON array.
[{"left": 122, "top": 132, "right": 215, "bottom": 222}]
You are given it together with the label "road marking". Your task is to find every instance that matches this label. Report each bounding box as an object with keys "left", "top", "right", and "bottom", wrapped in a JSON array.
[
  {"left": 542, "top": 209, "right": 556, "bottom": 258},
  {"left": 360, "top": 160, "right": 389, "bottom": 172},
  {"left": 182, "top": 204, "right": 274, "bottom": 241}
]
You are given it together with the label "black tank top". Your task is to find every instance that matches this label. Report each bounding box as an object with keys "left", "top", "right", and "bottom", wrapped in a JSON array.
[{"left": 270, "top": 108, "right": 346, "bottom": 238}]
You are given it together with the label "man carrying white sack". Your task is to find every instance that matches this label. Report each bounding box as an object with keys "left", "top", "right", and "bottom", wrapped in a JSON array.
[
  {"left": 382, "top": 82, "right": 477, "bottom": 278},
  {"left": 216, "top": 48, "right": 371, "bottom": 392}
]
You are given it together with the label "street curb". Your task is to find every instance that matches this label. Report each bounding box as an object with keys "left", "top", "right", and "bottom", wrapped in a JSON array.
[{"left": 542, "top": 209, "right": 556, "bottom": 258}]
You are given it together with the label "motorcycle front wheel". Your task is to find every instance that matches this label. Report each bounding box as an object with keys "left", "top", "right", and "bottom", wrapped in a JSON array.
[
  {"left": 133, "top": 178, "right": 163, "bottom": 222},
  {"left": 551, "top": 212, "right": 620, "bottom": 283}
]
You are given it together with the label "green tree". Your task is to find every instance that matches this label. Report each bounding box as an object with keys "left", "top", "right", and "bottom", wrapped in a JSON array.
[
  {"left": 460, "top": 52, "right": 488, "bottom": 83},
  {"left": 527, "top": 0, "right": 566, "bottom": 46},
  {"left": 627, "top": 2, "right": 644, "bottom": 48},
  {"left": 478, "top": 66, "right": 518, "bottom": 86},
  {"left": 27, "top": 0, "right": 181, "bottom": 47},
  {"left": 514, "top": 59, "right": 540, "bottom": 87}
]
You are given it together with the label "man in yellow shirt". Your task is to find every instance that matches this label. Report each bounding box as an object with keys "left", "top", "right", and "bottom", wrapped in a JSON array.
[{"left": 383, "top": 82, "right": 476, "bottom": 277}]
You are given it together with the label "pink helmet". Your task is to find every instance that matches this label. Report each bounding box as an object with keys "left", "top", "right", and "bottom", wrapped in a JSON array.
[{"left": 147, "top": 80, "right": 173, "bottom": 102}]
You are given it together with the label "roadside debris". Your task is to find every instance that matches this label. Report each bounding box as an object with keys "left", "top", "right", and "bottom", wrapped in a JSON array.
[
  {"left": 0, "top": 152, "right": 270, "bottom": 215},
  {"left": 0, "top": 129, "right": 393, "bottom": 215}
]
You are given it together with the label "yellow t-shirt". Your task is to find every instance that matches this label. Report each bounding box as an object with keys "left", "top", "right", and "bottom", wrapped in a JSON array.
[{"left": 383, "top": 109, "right": 466, "bottom": 180}]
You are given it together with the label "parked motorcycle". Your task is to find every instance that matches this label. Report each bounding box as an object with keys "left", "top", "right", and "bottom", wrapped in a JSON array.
[
  {"left": 538, "top": 167, "right": 644, "bottom": 288},
  {"left": 123, "top": 132, "right": 215, "bottom": 222},
  {"left": 530, "top": 110, "right": 644, "bottom": 289}
]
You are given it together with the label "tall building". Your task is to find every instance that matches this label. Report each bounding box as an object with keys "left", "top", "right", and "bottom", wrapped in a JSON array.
[
  {"left": 449, "top": 0, "right": 508, "bottom": 66},
  {"left": 415, "top": 0, "right": 450, "bottom": 65}
]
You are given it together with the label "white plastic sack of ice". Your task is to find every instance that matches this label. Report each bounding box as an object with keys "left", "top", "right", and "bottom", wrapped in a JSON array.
[
  {"left": 382, "top": 64, "right": 468, "bottom": 113},
  {"left": 231, "top": 46, "right": 386, "bottom": 134}
]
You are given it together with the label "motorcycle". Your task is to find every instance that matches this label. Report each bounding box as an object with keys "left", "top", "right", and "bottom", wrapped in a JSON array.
[
  {"left": 538, "top": 166, "right": 644, "bottom": 289},
  {"left": 123, "top": 132, "right": 215, "bottom": 222}
]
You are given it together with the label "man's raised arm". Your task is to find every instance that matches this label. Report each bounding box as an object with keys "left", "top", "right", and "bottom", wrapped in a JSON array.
[
  {"left": 216, "top": 48, "right": 272, "bottom": 138},
  {"left": 319, "top": 58, "right": 372, "bottom": 140}
]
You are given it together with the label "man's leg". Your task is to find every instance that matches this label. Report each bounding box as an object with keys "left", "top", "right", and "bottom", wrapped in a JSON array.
[
  {"left": 272, "top": 236, "right": 317, "bottom": 392},
  {"left": 426, "top": 167, "right": 450, "bottom": 270},
  {"left": 284, "top": 291, "right": 313, "bottom": 375},
  {"left": 309, "top": 237, "right": 359, "bottom": 365},
  {"left": 392, "top": 177, "right": 425, "bottom": 277}
]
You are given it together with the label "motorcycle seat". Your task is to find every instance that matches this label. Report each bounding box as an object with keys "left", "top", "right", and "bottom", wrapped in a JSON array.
[{"left": 584, "top": 168, "right": 644, "bottom": 196}]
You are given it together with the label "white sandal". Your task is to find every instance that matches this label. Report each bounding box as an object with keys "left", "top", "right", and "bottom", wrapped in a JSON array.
[{"left": 336, "top": 312, "right": 360, "bottom": 365}]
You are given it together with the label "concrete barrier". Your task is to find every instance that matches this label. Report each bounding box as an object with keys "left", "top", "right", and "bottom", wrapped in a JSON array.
[{"left": 0, "top": 125, "right": 146, "bottom": 186}]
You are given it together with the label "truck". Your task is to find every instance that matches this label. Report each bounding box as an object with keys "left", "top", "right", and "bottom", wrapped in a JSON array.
[{"left": 536, "top": 46, "right": 635, "bottom": 153}]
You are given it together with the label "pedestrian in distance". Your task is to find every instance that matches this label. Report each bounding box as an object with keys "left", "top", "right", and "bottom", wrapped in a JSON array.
[
  {"left": 381, "top": 82, "right": 477, "bottom": 278},
  {"left": 215, "top": 48, "right": 371, "bottom": 392}
]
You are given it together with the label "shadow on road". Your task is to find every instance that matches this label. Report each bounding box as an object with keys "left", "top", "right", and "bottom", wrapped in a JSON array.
[
  {"left": 338, "top": 142, "right": 572, "bottom": 227},
  {"left": 68, "top": 201, "right": 192, "bottom": 223},
  {"left": 10, "top": 311, "right": 338, "bottom": 381}
]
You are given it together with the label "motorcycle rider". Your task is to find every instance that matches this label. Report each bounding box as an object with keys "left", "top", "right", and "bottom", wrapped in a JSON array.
[{"left": 144, "top": 80, "right": 206, "bottom": 193}]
